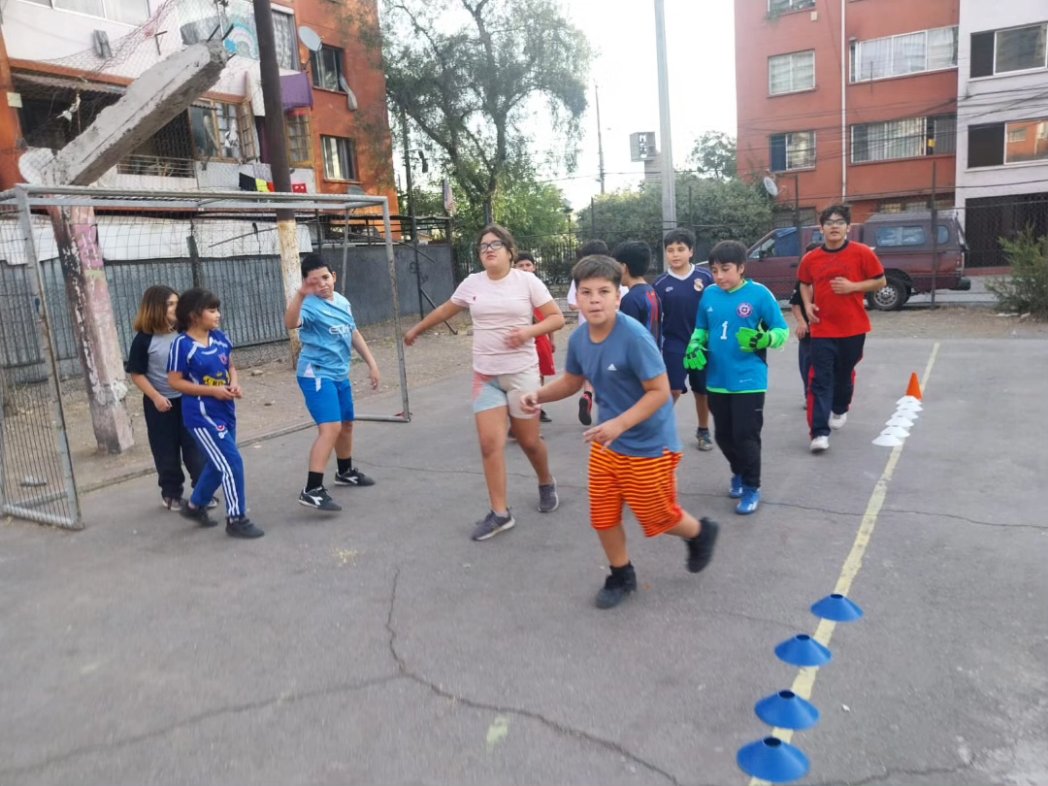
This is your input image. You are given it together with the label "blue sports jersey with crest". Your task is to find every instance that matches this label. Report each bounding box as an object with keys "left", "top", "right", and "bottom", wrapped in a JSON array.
[
  {"left": 566, "top": 313, "right": 680, "bottom": 457},
  {"left": 653, "top": 265, "right": 714, "bottom": 353},
  {"left": 168, "top": 329, "right": 236, "bottom": 430},
  {"left": 619, "top": 283, "right": 662, "bottom": 347},
  {"left": 296, "top": 292, "right": 356, "bottom": 380},
  {"left": 696, "top": 280, "right": 787, "bottom": 393}
]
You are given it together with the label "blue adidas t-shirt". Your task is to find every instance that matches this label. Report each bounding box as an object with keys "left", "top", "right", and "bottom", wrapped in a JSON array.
[
  {"left": 696, "top": 280, "right": 787, "bottom": 393},
  {"left": 619, "top": 283, "right": 662, "bottom": 347},
  {"left": 653, "top": 264, "right": 714, "bottom": 353},
  {"left": 168, "top": 329, "right": 236, "bottom": 429},
  {"left": 296, "top": 292, "right": 356, "bottom": 380},
  {"left": 566, "top": 313, "right": 680, "bottom": 457}
]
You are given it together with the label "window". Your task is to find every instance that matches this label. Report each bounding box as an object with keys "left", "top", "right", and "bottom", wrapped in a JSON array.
[
  {"left": 236, "top": 104, "right": 258, "bottom": 161},
  {"left": 873, "top": 225, "right": 951, "bottom": 248},
  {"left": 851, "top": 115, "right": 955, "bottom": 163},
  {"left": 272, "top": 10, "right": 298, "bottom": 71},
  {"left": 768, "top": 0, "right": 814, "bottom": 14},
  {"left": 769, "top": 51, "right": 814, "bottom": 95},
  {"left": 971, "top": 23, "right": 1048, "bottom": 77},
  {"left": 24, "top": 0, "right": 149, "bottom": 24},
  {"left": 321, "top": 136, "right": 357, "bottom": 180},
  {"left": 770, "top": 131, "right": 815, "bottom": 171},
  {"left": 311, "top": 46, "right": 345, "bottom": 92},
  {"left": 190, "top": 103, "right": 240, "bottom": 160},
  {"left": 851, "top": 26, "right": 957, "bottom": 82},
  {"left": 286, "top": 113, "right": 311, "bottom": 166},
  {"left": 969, "top": 118, "right": 1048, "bottom": 167}
]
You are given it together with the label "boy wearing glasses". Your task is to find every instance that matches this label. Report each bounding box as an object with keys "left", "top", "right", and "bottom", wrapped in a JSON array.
[{"left": 797, "top": 205, "right": 886, "bottom": 453}]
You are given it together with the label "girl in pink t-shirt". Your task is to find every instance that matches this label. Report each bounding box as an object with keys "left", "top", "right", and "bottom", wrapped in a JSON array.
[{"left": 405, "top": 224, "right": 565, "bottom": 542}]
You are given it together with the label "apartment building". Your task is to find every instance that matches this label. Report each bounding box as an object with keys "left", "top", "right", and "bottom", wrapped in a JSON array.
[
  {"left": 956, "top": 1, "right": 1048, "bottom": 269},
  {"left": 735, "top": 0, "right": 960, "bottom": 226},
  {"left": 0, "top": 0, "right": 398, "bottom": 209}
]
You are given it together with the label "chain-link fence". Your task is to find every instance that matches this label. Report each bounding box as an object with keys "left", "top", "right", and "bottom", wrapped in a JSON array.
[
  {"left": 962, "top": 193, "right": 1048, "bottom": 269},
  {"left": 0, "top": 185, "right": 411, "bottom": 528}
]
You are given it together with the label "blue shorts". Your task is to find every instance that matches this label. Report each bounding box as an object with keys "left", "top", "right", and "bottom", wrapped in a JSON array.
[
  {"left": 298, "top": 376, "right": 355, "bottom": 424},
  {"left": 663, "top": 349, "right": 707, "bottom": 395}
]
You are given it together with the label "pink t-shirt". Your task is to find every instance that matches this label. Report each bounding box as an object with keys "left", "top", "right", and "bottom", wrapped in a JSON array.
[{"left": 451, "top": 268, "right": 554, "bottom": 374}]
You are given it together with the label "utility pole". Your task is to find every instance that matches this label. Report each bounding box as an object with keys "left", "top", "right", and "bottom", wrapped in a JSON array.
[
  {"left": 401, "top": 109, "right": 424, "bottom": 319},
  {"left": 930, "top": 157, "right": 939, "bottom": 308},
  {"left": 253, "top": 0, "right": 302, "bottom": 358},
  {"left": 654, "top": 0, "right": 677, "bottom": 250},
  {"left": 594, "top": 83, "right": 606, "bottom": 195}
]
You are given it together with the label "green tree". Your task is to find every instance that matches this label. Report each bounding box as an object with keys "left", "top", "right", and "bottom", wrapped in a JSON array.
[
  {"left": 380, "top": 0, "right": 591, "bottom": 222},
  {"left": 687, "top": 131, "right": 738, "bottom": 181},
  {"left": 987, "top": 227, "right": 1048, "bottom": 320}
]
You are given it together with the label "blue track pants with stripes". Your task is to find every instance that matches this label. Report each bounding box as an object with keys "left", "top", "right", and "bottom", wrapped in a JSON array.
[{"left": 188, "top": 424, "right": 245, "bottom": 520}]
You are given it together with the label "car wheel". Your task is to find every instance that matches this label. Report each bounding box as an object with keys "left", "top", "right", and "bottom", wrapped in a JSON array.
[{"left": 867, "top": 278, "right": 907, "bottom": 311}]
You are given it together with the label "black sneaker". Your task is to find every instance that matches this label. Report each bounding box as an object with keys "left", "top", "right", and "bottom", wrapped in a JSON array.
[
  {"left": 686, "top": 517, "right": 720, "bottom": 573},
  {"left": 226, "top": 517, "right": 264, "bottom": 539},
  {"left": 299, "top": 486, "right": 342, "bottom": 511},
  {"left": 539, "top": 409, "right": 552, "bottom": 423},
  {"left": 578, "top": 393, "right": 593, "bottom": 426},
  {"left": 595, "top": 565, "right": 637, "bottom": 609},
  {"left": 334, "top": 468, "right": 375, "bottom": 487},
  {"left": 180, "top": 501, "right": 218, "bottom": 528}
]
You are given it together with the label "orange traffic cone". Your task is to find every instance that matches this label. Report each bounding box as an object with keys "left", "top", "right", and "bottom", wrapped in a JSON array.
[{"left": 906, "top": 372, "right": 922, "bottom": 400}]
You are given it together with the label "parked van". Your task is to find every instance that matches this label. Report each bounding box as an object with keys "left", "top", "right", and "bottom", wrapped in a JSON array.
[{"left": 744, "top": 211, "right": 971, "bottom": 310}]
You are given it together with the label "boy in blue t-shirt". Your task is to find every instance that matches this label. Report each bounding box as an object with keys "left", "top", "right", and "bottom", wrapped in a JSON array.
[
  {"left": 613, "top": 240, "right": 662, "bottom": 346},
  {"left": 684, "top": 241, "right": 789, "bottom": 515},
  {"left": 653, "top": 228, "right": 715, "bottom": 451},
  {"left": 167, "top": 288, "right": 263, "bottom": 539},
  {"left": 285, "top": 253, "right": 380, "bottom": 512},
  {"left": 522, "top": 255, "right": 719, "bottom": 609}
]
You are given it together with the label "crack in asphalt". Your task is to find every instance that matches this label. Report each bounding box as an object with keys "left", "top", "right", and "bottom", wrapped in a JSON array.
[
  {"left": 807, "top": 761, "right": 973, "bottom": 786},
  {"left": 0, "top": 673, "right": 401, "bottom": 779},
  {"left": 383, "top": 566, "right": 698, "bottom": 786}
]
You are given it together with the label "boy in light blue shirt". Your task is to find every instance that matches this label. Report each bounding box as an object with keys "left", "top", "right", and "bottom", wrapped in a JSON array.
[
  {"left": 285, "top": 253, "right": 380, "bottom": 512},
  {"left": 684, "top": 240, "right": 788, "bottom": 515}
]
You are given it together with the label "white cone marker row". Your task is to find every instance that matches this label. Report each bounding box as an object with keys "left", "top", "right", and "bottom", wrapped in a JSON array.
[{"left": 874, "top": 395, "right": 923, "bottom": 447}]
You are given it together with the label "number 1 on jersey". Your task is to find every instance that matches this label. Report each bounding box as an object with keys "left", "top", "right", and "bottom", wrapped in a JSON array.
[{"left": 720, "top": 320, "right": 728, "bottom": 340}]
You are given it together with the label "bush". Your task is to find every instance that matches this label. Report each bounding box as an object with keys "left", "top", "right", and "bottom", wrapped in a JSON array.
[{"left": 986, "top": 227, "right": 1048, "bottom": 320}]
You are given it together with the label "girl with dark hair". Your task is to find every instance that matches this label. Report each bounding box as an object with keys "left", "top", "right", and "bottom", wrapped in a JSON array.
[{"left": 404, "top": 224, "right": 565, "bottom": 541}]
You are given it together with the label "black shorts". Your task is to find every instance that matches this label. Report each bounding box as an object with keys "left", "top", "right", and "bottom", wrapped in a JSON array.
[{"left": 663, "top": 348, "right": 707, "bottom": 395}]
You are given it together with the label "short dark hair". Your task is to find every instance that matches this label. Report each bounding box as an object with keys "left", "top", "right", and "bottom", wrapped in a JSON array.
[
  {"left": 611, "top": 240, "right": 651, "bottom": 278},
  {"left": 819, "top": 204, "right": 851, "bottom": 225},
  {"left": 301, "top": 252, "right": 332, "bottom": 278},
  {"left": 175, "top": 287, "right": 220, "bottom": 332},
  {"left": 663, "top": 228, "right": 696, "bottom": 249},
  {"left": 572, "top": 255, "right": 622, "bottom": 288},
  {"left": 575, "top": 239, "right": 608, "bottom": 261},
  {"left": 515, "top": 251, "right": 535, "bottom": 264},
  {"left": 708, "top": 240, "right": 748, "bottom": 266}
]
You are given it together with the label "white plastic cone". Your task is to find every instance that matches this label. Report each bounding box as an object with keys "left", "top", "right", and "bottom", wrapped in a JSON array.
[
  {"left": 896, "top": 400, "right": 923, "bottom": 413},
  {"left": 873, "top": 434, "right": 903, "bottom": 447},
  {"left": 881, "top": 426, "right": 910, "bottom": 438},
  {"left": 887, "top": 415, "right": 915, "bottom": 427},
  {"left": 896, "top": 395, "right": 920, "bottom": 406}
]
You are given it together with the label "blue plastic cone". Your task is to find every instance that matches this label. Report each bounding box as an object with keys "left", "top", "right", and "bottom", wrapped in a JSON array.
[
  {"left": 754, "top": 690, "right": 821, "bottom": 730},
  {"left": 774, "top": 634, "right": 832, "bottom": 667},
  {"left": 811, "top": 593, "right": 864, "bottom": 622},
  {"left": 737, "top": 736, "right": 810, "bottom": 783}
]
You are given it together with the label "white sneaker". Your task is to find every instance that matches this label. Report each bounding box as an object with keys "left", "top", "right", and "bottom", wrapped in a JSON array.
[
  {"left": 810, "top": 436, "right": 830, "bottom": 453},
  {"left": 829, "top": 412, "right": 848, "bottom": 430}
]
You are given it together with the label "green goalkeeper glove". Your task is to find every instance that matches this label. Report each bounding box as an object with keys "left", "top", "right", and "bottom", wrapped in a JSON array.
[
  {"left": 683, "top": 328, "right": 707, "bottom": 370},
  {"left": 736, "top": 326, "right": 772, "bottom": 352}
]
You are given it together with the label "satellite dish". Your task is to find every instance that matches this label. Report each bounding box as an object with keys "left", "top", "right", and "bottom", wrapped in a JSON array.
[
  {"left": 298, "top": 26, "right": 322, "bottom": 52},
  {"left": 762, "top": 175, "right": 779, "bottom": 197}
]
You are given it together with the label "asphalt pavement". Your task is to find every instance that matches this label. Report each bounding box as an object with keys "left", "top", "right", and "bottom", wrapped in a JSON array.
[{"left": 1, "top": 327, "right": 1045, "bottom": 786}]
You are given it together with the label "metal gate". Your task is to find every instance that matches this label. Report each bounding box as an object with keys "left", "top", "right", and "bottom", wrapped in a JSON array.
[{"left": 0, "top": 195, "right": 80, "bottom": 529}]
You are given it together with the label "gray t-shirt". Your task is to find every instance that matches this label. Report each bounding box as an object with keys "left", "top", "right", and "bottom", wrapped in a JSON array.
[{"left": 126, "top": 331, "right": 180, "bottom": 398}]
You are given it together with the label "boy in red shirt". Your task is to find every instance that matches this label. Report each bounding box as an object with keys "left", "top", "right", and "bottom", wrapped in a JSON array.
[{"left": 797, "top": 204, "right": 886, "bottom": 453}]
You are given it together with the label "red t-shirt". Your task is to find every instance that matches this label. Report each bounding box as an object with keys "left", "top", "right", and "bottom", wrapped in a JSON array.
[{"left": 797, "top": 241, "right": 884, "bottom": 338}]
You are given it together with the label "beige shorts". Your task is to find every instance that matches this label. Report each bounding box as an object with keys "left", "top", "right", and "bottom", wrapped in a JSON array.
[{"left": 471, "top": 368, "right": 541, "bottom": 419}]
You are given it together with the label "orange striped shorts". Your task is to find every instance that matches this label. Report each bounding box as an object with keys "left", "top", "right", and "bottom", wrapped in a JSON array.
[{"left": 588, "top": 443, "right": 684, "bottom": 537}]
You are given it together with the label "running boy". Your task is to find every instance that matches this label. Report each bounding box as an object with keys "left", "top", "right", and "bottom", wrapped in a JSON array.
[
  {"left": 522, "top": 254, "right": 719, "bottom": 609},
  {"left": 613, "top": 240, "right": 661, "bottom": 345},
  {"left": 514, "top": 252, "right": 557, "bottom": 423},
  {"left": 654, "top": 228, "right": 714, "bottom": 451},
  {"left": 285, "top": 253, "right": 380, "bottom": 512},
  {"left": 684, "top": 241, "right": 788, "bottom": 515},
  {"left": 167, "top": 288, "right": 263, "bottom": 538}
]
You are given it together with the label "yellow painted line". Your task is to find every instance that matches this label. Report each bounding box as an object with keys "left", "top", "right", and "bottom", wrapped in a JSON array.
[{"left": 748, "top": 345, "right": 940, "bottom": 785}]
